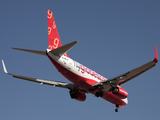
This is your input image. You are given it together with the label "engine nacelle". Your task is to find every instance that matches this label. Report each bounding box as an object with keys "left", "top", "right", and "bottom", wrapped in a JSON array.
[
  {"left": 112, "top": 87, "right": 128, "bottom": 99},
  {"left": 70, "top": 90, "right": 86, "bottom": 102}
]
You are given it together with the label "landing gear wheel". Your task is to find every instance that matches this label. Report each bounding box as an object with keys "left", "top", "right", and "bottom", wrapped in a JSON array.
[
  {"left": 95, "top": 92, "right": 100, "bottom": 97},
  {"left": 69, "top": 91, "right": 78, "bottom": 99},
  {"left": 115, "top": 105, "right": 119, "bottom": 112},
  {"left": 115, "top": 108, "right": 119, "bottom": 112},
  {"left": 95, "top": 91, "right": 103, "bottom": 97},
  {"left": 99, "top": 91, "right": 103, "bottom": 97}
]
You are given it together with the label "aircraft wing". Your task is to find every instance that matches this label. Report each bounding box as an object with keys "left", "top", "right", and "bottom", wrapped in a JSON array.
[
  {"left": 93, "top": 45, "right": 158, "bottom": 90},
  {"left": 2, "top": 60, "right": 75, "bottom": 90}
]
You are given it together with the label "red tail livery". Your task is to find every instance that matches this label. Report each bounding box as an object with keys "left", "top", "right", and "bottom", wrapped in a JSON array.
[{"left": 48, "top": 9, "right": 62, "bottom": 50}]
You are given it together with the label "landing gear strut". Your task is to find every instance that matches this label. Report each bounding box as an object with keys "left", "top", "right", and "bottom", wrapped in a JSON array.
[{"left": 115, "top": 105, "right": 119, "bottom": 112}]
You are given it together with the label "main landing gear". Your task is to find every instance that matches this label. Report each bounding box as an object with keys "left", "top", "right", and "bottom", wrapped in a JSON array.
[
  {"left": 95, "top": 90, "right": 103, "bottom": 97},
  {"left": 115, "top": 105, "right": 119, "bottom": 112},
  {"left": 69, "top": 90, "right": 78, "bottom": 99}
]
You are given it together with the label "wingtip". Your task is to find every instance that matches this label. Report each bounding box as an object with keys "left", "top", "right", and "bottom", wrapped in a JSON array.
[
  {"left": 153, "top": 45, "right": 158, "bottom": 63},
  {"left": 2, "top": 60, "right": 8, "bottom": 73}
]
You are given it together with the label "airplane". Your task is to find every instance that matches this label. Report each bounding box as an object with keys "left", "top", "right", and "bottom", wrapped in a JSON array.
[{"left": 2, "top": 9, "right": 158, "bottom": 112}]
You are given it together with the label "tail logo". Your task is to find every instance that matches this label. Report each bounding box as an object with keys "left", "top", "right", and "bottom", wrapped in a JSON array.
[
  {"left": 52, "top": 21, "right": 56, "bottom": 29},
  {"left": 48, "top": 21, "right": 56, "bottom": 35},
  {"left": 49, "top": 38, "right": 60, "bottom": 50},
  {"left": 47, "top": 10, "right": 53, "bottom": 19}
]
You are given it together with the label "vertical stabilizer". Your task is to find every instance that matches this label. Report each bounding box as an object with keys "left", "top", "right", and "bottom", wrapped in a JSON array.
[
  {"left": 47, "top": 9, "right": 69, "bottom": 57},
  {"left": 47, "top": 9, "right": 62, "bottom": 50}
]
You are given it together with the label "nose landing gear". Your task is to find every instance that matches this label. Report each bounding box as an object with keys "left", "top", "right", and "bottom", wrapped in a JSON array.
[
  {"left": 115, "top": 108, "right": 119, "bottom": 112},
  {"left": 115, "top": 105, "right": 119, "bottom": 112}
]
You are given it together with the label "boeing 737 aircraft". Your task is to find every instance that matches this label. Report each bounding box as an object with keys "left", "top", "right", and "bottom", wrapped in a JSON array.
[{"left": 2, "top": 9, "right": 158, "bottom": 112}]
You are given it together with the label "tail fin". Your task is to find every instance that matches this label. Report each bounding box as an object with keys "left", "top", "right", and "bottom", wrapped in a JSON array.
[
  {"left": 47, "top": 9, "right": 62, "bottom": 50},
  {"left": 47, "top": 9, "right": 69, "bottom": 57}
]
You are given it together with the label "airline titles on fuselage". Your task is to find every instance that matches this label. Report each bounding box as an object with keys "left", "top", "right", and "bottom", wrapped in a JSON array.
[{"left": 61, "top": 56, "right": 107, "bottom": 82}]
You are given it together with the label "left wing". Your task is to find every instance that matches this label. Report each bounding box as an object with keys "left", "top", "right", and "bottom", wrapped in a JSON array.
[
  {"left": 93, "top": 45, "right": 158, "bottom": 91},
  {"left": 2, "top": 60, "right": 75, "bottom": 90}
]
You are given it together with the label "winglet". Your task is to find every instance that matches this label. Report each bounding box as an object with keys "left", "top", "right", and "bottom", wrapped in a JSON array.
[
  {"left": 153, "top": 45, "right": 158, "bottom": 63},
  {"left": 2, "top": 60, "right": 8, "bottom": 73}
]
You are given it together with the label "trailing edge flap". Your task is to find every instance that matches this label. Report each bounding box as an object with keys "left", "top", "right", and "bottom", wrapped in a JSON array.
[
  {"left": 12, "top": 48, "right": 47, "bottom": 56},
  {"left": 50, "top": 41, "right": 78, "bottom": 57}
]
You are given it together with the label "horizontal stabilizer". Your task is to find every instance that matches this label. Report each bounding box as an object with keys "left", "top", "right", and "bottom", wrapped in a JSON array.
[
  {"left": 50, "top": 41, "right": 78, "bottom": 57},
  {"left": 12, "top": 48, "right": 46, "bottom": 56}
]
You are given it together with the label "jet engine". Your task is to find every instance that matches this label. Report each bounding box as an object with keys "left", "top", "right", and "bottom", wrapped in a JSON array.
[
  {"left": 112, "top": 87, "right": 128, "bottom": 99},
  {"left": 69, "top": 90, "right": 86, "bottom": 101}
]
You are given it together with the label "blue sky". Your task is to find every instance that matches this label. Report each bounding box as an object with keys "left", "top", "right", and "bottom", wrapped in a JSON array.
[{"left": 0, "top": 0, "right": 160, "bottom": 119}]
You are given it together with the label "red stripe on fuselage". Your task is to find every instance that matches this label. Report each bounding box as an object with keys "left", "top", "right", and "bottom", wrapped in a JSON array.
[{"left": 47, "top": 55, "right": 128, "bottom": 106}]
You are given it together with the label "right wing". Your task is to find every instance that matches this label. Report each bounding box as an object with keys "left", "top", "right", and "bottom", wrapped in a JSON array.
[
  {"left": 2, "top": 60, "right": 75, "bottom": 90},
  {"left": 92, "top": 45, "right": 158, "bottom": 91}
]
